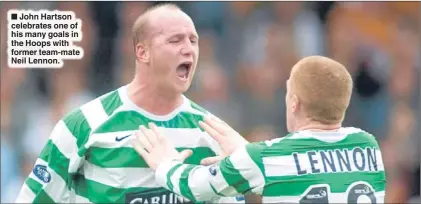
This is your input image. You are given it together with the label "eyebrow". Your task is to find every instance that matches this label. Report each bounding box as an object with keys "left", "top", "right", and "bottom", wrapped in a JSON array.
[{"left": 168, "top": 32, "right": 199, "bottom": 39}]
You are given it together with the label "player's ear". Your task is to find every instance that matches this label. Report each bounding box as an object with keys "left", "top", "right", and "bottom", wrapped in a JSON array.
[
  {"left": 291, "top": 94, "right": 300, "bottom": 113},
  {"left": 135, "top": 43, "right": 149, "bottom": 63}
]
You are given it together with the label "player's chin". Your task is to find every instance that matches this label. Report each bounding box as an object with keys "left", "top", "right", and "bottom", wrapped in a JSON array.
[{"left": 174, "top": 82, "right": 191, "bottom": 93}]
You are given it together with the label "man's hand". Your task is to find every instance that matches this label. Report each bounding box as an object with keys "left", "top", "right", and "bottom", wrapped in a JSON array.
[
  {"left": 199, "top": 116, "right": 249, "bottom": 165},
  {"left": 132, "top": 123, "right": 192, "bottom": 170}
]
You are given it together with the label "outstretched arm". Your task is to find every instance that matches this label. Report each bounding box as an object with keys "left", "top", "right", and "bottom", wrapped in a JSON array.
[
  {"left": 154, "top": 144, "right": 265, "bottom": 202},
  {"left": 132, "top": 123, "right": 265, "bottom": 202}
]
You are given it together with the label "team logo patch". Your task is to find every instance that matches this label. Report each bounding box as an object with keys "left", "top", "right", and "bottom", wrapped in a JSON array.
[
  {"left": 208, "top": 164, "right": 218, "bottom": 176},
  {"left": 33, "top": 164, "right": 51, "bottom": 183},
  {"left": 235, "top": 195, "right": 245, "bottom": 201}
]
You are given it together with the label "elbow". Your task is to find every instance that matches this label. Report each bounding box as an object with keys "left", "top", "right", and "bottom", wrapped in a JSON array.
[
  {"left": 192, "top": 192, "right": 219, "bottom": 203},
  {"left": 188, "top": 181, "right": 220, "bottom": 202}
]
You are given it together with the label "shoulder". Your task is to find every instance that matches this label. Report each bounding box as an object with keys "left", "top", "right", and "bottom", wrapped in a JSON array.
[
  {"left": 344, "top": 127, "right": 381, "bottom": 147},
  {"left": 184, "top": 98, "right": 227, "bottom": 124},
  {"left": 60, "top": 88, "right": 123, "bottom": 139},
  {"left": 186, "top": 98, "right": 209, "bottom": 115},
  {"left": 245, "top": 142, "right": 267, "bottom": 155},
  {"left": 243, "top": 136, "right": 289, "bottom": 157},
  {"left": 258, "top": 132, "right": 296, "bottom": 149},
  {"left": 181, "top": 98, "right": 214, "bottom": 124}
]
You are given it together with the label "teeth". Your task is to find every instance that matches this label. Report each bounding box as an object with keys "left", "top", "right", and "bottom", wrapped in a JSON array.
[{"left": 177, "top": 65, "right": 188, "bottom": 79}]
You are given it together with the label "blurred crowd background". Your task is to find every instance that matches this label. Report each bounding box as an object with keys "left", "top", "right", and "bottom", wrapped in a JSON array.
[{"left": 1, "top": 1, "right": 420, "bottom": 203}]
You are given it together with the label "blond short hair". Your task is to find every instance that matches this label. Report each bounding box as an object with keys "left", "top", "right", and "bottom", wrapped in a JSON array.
[
  {"left": 131, "top": 3, "right": 181, "bottom": 51},
  {"left": 290, "top": 56, "right": 353, "bottom": 124}
]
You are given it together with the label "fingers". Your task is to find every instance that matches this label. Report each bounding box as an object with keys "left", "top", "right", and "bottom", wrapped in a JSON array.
[
  {"left": 132, "top": 141, "right": 148, "bottom": 157},
  {"left": 140, "top": 125, "right": 158, "bottom": 147},
  {"left": 199, "top": 120, "right": 225, "bottom": 142},
  {"left": 200, "top": 156, "right": 224, "bottom": 166},
  {"left": 149, "top": 123, "right": 165, "bottom": 143},
  {"left": 132, "top": 140, "right": 157, "bottom": 170},
  {"left": 213, "top": 117, "right": 236, "bottom": 132},
  {"left": 178, "top": 149, "right": 193, "bottom": 162},
  {"left": 204, "top": 116, "right": 230, "bottom": 135},
  {"left": 132, "top": 136, "right": 149, "bottom": 159},
  {"left": 135, "top": 130, "right": 153, "bottom": 152}
]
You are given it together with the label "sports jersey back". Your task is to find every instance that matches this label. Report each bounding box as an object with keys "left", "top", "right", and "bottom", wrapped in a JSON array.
[{"left": 257, "top": 127, "right": 386, "bottom": 203}]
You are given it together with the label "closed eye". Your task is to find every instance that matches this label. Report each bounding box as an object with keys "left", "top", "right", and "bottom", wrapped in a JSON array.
[{"left": 169, "top": 39, "right": 181, "bottom": 43}]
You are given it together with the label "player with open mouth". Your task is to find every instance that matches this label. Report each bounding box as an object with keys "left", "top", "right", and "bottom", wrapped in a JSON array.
[{"left": 176, "top": 61, "right": 192, "bottom": 81}]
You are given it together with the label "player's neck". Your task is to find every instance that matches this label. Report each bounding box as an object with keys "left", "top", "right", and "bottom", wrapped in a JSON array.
[
  {"left": 126, "top": 80, "right": 184, "bottom": 116},
  {"left": 295, "top": 119, "right": 342, "bottom": 132}
]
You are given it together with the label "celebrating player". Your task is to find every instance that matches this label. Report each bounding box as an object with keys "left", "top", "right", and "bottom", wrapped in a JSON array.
[
  {"left": 15, "top": 4, "right": 244, "bottom": 203},
  {"left": 133, "top": 56, "right": 387, "bottom": 203}
]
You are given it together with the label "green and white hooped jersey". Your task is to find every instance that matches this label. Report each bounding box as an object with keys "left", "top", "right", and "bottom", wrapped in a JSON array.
[
  {"left": 155, "top": 127, "right": 386, "bottom": 203},
  {"left": 15, "top": 85, "right": 244, "bottom": 204}
]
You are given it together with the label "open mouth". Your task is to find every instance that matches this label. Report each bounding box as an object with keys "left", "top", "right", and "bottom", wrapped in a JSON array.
[{"left": 176, "top": 62, "right": 192, "bottom": 80}]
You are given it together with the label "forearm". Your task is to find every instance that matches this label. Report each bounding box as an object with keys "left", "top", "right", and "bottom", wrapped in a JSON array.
[
  {"left": 154, "top": 149, "right": 261, "bottom": 203},
  {"left": 155, "top": 160, "right": 223, "bottom": 202}
]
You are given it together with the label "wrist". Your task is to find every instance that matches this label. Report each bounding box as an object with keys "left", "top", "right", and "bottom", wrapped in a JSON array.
[{"left": 155, "top": 159, "right": 183, "bottom": 186}]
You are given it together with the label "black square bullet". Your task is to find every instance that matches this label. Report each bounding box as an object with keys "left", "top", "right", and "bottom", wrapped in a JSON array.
[{"left": 11, "top": 14, "right": 17, "bottom": 20}]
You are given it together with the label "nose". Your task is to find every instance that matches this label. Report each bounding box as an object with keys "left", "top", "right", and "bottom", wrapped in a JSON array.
[{"left": 180, "top": 41, "right": 194, "bottom": 56}]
